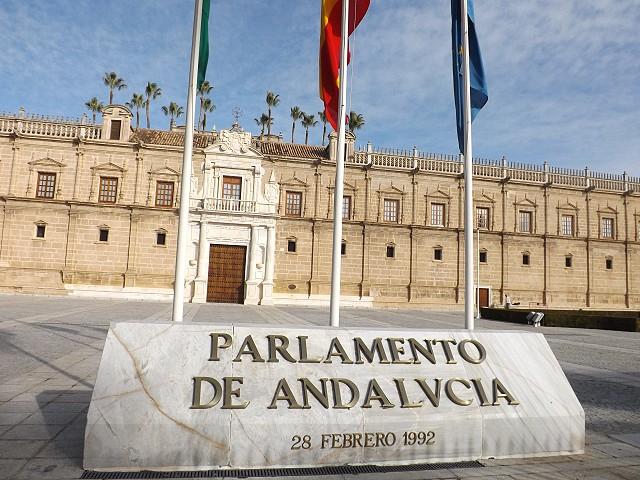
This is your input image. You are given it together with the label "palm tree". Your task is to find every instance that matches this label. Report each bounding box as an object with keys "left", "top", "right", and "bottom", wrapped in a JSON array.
[
  {"left": 318, "top": 110, "right": 328, "bottom": 145},
  {"left": 265, "top": 91, "right": 280, "bottom": 136},
  {"left": 103, "top": 72, "right": 127, "bottom": 104},
  {"left": 144, "top": 82, "right": 162, "bottom": 129},
  {"left": 201, "top": 98, "right": 216, "bottom": 131},
  {"left": 126, "top": 93, "right": 145, "bottom": 129},
  {"left": 301, "top": 113, "right": 318, "bottom": 145},
  {"left": 197, "top": 80, "right": 213, "bottom": 131},
  {"left": 348, "top": 111, "right": 365, "bottom": 133},
  {"left": 290, "top": 106, "right": 303, "bottom": 142},
  {"left": 84, "top": 97, "right": 104, "bottom": 123},
  {"left": 161, "top": 102, "right": 184, "bottom": 129},
  {"left": 254, "top": 113, "right": 271, "bottom": 136}
]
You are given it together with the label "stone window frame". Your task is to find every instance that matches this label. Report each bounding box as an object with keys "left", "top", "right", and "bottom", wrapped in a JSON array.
[
  {"left": 518, "top": 210, "right": 533, "bottom": 234},
  {"left": 155, "top": 181, "right": 175, "bottom": 208},
  {"left": 341, "top": 239, "right": 347, "bottom": 256},
  {"left": 26, "top": 157, "right": 65, "bottom": 199},
  {"left": 327, "top": 180, "right": 358, "bottom": 221},
  {"left": 513, "top": 197, "right": 538, "bottom": 234},
  {"left": 36, "top": 172, "right": 57, "bottom": 199},
  {"left": 605, "top": 256, "right": 614, "bottom": 270},
  {"left": 286, "top": 236, "right": 298, "bottom": 254},
  {"left": 91, "top": 161, "right": 126, "bottom": 203},
  {"left": 386, "top": 242, "right": 396, "bottom": 259},
  {"left": 479, "top": 248, "right": 488, "bottom": 264},
  {"left": 474, "top": 192, "right": 496, "bottom": 231},
  {"left": 97, "top": 224, "right": 110, "bottom": 244},
  {"left": 155, "top": 228, "right": 168, "bottom": 248},
  {"left": 565, "top": 253, "right": 573, "bottom": 268},
  {"left": 557, "top": 202, "right": 579, "bottom": 237},
  {"left": 146, "top": 166, "right": 180, "bottom": 208},
  {"left": 284, "top": 191, "right": 304, "bottom": 217},
  {"left": 522, "top": 251, "right": 531, "bottom": 267},
  {"left": 433, "top": 245, "right": 444, "bottom": 262},
  {"left": 424, "top": 188, "right": 452, "bottom": 227},
  {"left": 376, "top": 184, "right": 406, "bottom": 224},
  {"left": 98, "top": 176, "right": 119, "bottom": 204},
  {"left": 598, "top": 207, "right": 617, "bottom": 240},
  {"left": 279, "top": 175, "right": 309, "bottom": 217},
  {"left": 383, "top": 198, "right": 400, "bottom": 223},
  {"left": 34, "top": 220, "right": 47, "bottom": 240}
]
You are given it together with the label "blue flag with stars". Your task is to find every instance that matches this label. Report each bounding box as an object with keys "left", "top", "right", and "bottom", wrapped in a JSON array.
[{"left": 451, "top": 0, "right": 488, "bottom": 153}]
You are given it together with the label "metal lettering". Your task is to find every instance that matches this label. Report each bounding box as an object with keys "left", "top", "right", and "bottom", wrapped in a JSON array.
[
  {"left": 268, "top": 378, "right": 303, "bottom": 409},
  {"left": 445, "top": 378, "right": 473, "bottom": 406},
  {"left": 393, "top": 378, "right": 423, "bottom": 408},
  {"left": 208, "top": 333, "right": 232, "bottom": 361},
  {"left": 492, "top": 378, "right": 520, "bottom": 405},
  {"left": 221, "top": 376, "right": 249, "bottom": 409},
  {"left": 362, "top": 379, "right": 395, "bottom": 409},
  {"left": 190, "top": 377, "right": 222, "bottom": 409},
  {"left": 458, "top": 339, "right": 486, "bottom": 364},
  {"left": 387, "top": 338, "right": 413, "bottom": 364},
  {"left": 267, "top": 335, "right": 297, "bottom": 363},
  {"left": 353, "top": 337, "right": 390, "bottom": 364},
  {"left": 233, "top": 335, "right": 265, "bottom": 362}
]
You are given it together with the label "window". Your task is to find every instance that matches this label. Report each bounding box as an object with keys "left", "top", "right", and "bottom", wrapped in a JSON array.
[
  {"left": 479, "top": 250, "right": 488, "bottom": 264},
  {"left": 561, "top": 215, "right": 574, "bottom": 236},
  {"left": 601, "top": 218, "right": 614, "bottom": 238},
  {"left": 99, "top": 228, "right": 109, "bottom": 242},
  {"left": 156, "top": 232, "right": 166, "bottom": 246},
  {"left": 386, "top": 244, "right": 396, "bottom": 258},
  {"left": 431, "top": 203, "right": 445, "bottom": 227},
  {"left": 36, "top": 172, "right": 56, "bottom": 199},
  {"left": 434, "top": 247, "right": 443, "bottom": 261},
  {"left": 522, "top": 253, "right": 530, "bottom": 266},
  {"left": 285, "top": 191, "right": 302, "bottom": 217},
  {"left": 383, "top": 199, "right": 399, "bottom": 223},
  {"left": 341, "top": 241, "right": 347, "bottom": 256},
  {"left": 519, "top": 210, "right": 532, "bottom": 233},
  {"left": 565, "top": 255, "right": 573, "bottom": 268},
  {"left": 342, "top": 196, "right": 352, "bottom": 220},
  {"left": 223, "top": 176, "right": 242, "bottom": 200},
  {"left": 287, "top": 239, "right": 297, "bottom": 253},
  {"left": 476, "top": 207, "right": 489, "bottom": 229},
  {"left": 155, "top": 181, "right": 174, "bottom": 207},
  {"left": 606, "top": 257, "right": 613, "bottom": 270},
  {"left": 109, "top": 120, "right": 122, "bottom": 140},
  {"left": 99, "top": 177, "right": 118, "bottom": 203},
  {"left": 35, "top": 224, "right": 46, "bottom": 238}
]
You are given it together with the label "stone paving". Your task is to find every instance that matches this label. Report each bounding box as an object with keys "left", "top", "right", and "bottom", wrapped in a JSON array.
[{"left": 0, "top": 294, "right": 639, "bottom": 479}]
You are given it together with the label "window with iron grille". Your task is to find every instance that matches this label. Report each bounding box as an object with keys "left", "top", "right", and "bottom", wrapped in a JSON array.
[
  {"left": 522, "top": 253, "right": 530, "bottom": 266},
  {"left": 342, "top": 196, "right": 352, "bottom": 220},
  {"left": 601, "top": 218, "right": 614, "bottom": 238},
  {"left": 606, "top": 257, "right": 613, "bottom": 270},
  {"left": 386, "top": 244, "right": 396, "bottom": 258},
  {"left": 287, "top": 239, "right": 297, "bottom": 253},
  {"left": 561, "top": 215, "right": 574, "bottom": 236},
  {"left": 519, "top": 210, "right": 532, "bottom": 233},
  {"left": 341, "top": 241, "right": 347, "bottom": 256},
  {"left": 155, "top": 181, "right": 174, "bottom": 207},
  {"left": 285, "top": 191, "right": 302, "bottom": 217},
  {"left": 99, "top": 228, "right": 109, "bottom": 242},
  {"left": 98, "top": 177, "right": 118, "bottom": 203},
  {"left": 479, "top": 250, "right": 488, "bottom": 264},
  {"left": 36, "top": 224, "right": 46, "bottom": 238},
  {"left": 431, "top": 203, "right": 445, "bottom": 227},
  {"left": 565, "top": 255, "right": 573, "bottom": 268},
  {"left": 36, "top": 172, "right": 56, "bottom": 199},
  {"left": 383, "top": 199, "right": 399, "bottom": 223},
  {"left": 434, "top": 247, "right": 443, "bottom": 261},
  {"left": 156, "top": 231, "right": 166, "bottom": 246},
  {"left": 476, "top": 207, "right": 489, "bottom": 229}
]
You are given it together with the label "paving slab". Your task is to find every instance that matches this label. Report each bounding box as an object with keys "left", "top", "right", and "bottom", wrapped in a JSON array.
[
  {"left": 0, "top": 459, "right": 28, "bottom": 480},
  {"left": 0, "top": 440, "right": 47, "bottom": 458},
  {"left": 15, "top": 458, "right": 84, "bottom": 480},
  {"left": 611, "top": 433, "right": 640, "bottom": 449},
  {"left": 1, "top": 423, "right": 67, "bottom": 440},
  {"left": 592, "top": 442, "right": 640, "bottom": 458}
]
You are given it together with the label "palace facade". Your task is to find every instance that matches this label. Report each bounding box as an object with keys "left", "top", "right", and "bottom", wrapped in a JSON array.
[{"left": 1, "top": 106, "right": 639, "bottom": 309}]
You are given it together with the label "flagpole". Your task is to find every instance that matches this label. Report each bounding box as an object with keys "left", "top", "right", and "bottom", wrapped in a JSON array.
[
  {"left": 461, "top": 0, "right": 475, "bottom": 330},
  {"left": 329, "top": 0, "right": 350, "bottom": 327},
  {"left": 172, "top": 0, "right": 203, "bottom": 322}
]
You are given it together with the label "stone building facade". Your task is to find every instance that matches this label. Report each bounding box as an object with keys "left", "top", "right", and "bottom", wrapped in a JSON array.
[{"left": 1, "top": 106, "right": 639, "bottom": 309}]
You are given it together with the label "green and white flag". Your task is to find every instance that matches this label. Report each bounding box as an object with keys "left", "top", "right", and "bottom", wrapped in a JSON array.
[{"left": 197, "top": 0, "right": 211, "bottom": 89}]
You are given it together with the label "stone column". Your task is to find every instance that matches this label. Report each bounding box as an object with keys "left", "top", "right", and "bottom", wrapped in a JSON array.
[
  {"left": 192, "top": 220, "right": 209, "bottom": 303},
  {"left": 260, "top": 225, "right": 276, "bottom": 305},
  {"left": 245, "top": 225, "right": 260, "bottom": 305}
]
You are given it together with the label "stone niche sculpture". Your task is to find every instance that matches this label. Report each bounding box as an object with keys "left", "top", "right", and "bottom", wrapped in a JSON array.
[{"left": 84, "top": 322, "right": 584, "bottom": 472}]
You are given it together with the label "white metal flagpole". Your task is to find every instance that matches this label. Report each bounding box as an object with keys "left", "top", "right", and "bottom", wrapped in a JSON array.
[
  {"left": 476, "top": 226, "right": 480, "bottom": 319},
  {"left": 329, "top": 0, "right": 350, "bottom": 328},
  {"left": 172, "top": 0, "right": 203, "bottom": 322},
  {"left": 461, "top": 0, "right": 475, "bottom": 330}
]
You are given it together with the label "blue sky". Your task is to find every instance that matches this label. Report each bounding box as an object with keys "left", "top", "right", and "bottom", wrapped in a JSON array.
[{"left": 0, "top": 1, "right": 638, "bottom": 174}]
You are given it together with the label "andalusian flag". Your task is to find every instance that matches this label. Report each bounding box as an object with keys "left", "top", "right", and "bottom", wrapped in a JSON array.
[
  {"left": 197, "top": 0, "right": 211, "bottom": 89},
  {"left": 451, "top": 0, "right": 488, "bottom": 153},
  {"left": 319, "top": 0, "right": 370, "bottom": 131}
]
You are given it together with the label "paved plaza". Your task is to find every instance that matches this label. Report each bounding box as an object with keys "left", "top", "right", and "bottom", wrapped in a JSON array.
[{"left": 0, "top": 294, "right": 639, "bottom": 479}]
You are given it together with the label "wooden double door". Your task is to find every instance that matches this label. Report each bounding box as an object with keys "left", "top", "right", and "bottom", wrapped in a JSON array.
[
  {"left": 206, "top": 244, "right": 246, "bottom": 304},
  {"left": 477, "top": 288, "right": 490, "bottom": 308}
]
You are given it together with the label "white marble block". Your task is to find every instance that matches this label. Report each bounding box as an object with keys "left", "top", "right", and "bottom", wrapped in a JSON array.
[{"left": 84, "top": 321, "right": 584, "bottom": 471}]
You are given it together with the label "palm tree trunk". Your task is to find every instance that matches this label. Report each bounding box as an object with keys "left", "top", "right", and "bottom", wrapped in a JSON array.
[
  {"left": 92, "top": 112, "right": 96, "bottom": 123},
  {"left": 267, "top": 107, "right": 272, "bottom": 136},
  {"left": 145, "top": 102, "right": 151, "bottom": 129},
  {"left": 109, "top": 89, "right": 113, "bottom": 105},
  {"left": 198, "top": 99, "right": 204, "bottom": 130},
  {"left": 305, "top": 129, "right": 309, "bottom": 145},
  {"left": 136, "top": 110, "right": 140, "bottom": 129},
  {"left": 322, "top": 123, "right": 327, "bottom": 145},
  {"left": 203, "top": 113, "right": 207, "bottom": 131},
  {"left": 291, "top": 122, "right": 295, "bottom": 142}
]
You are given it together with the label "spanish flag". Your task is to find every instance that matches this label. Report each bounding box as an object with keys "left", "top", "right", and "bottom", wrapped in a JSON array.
[{"left": 319, "top": 0, "right": 370, "bottom": 131}]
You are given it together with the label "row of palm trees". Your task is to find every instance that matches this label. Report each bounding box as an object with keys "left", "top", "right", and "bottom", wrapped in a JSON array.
[{"left": 255, "top": 91, "right": 365, "bottom": 145}]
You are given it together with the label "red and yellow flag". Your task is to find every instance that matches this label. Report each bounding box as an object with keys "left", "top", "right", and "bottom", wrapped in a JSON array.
[{"left": 319, "top": 0, "right": 370, "bottom": 131}]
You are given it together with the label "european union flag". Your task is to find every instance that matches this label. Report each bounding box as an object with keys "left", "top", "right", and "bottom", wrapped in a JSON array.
[{"left": 451, "top": 0, "right": 488, "bottom": 153}]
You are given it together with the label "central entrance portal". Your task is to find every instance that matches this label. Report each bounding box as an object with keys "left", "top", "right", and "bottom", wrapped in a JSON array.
[{"left": 206, "top": 244, "right": 247, "bottom": 304}]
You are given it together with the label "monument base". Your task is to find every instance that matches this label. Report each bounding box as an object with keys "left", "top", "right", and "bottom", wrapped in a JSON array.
[{"left": 84, "top": 321, "right": 584, "bottom": 471}]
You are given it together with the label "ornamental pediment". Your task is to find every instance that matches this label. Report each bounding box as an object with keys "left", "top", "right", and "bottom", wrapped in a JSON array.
[
  {"left": 327, "top": 180, "right": 358, "bottom": 191},
  {"left": 557, "top": 200, "right": 578, "bottom": 211},
  {"left": 473, "top": 191, "right": 495, "bottom": 203},
  {"left": 280, "top": 174, "right": 309, "bottom": 188},
  {"left": 92, "top": 161, "right": 125, "bottom": 173},
  {"left": 28, "top": 157, "right": 66, "bottom": 169},
  {"left": 425, "top": 186, "right": 451, "bottom": 199},
  {"left": 377, "top": 183, "right": 405, "bottom": 195},
  {"left": 205, "top": 128, "right": 262, "bottom": 157},
  {"left": 149, "top": 166, "right": 179, "bottom": 177},
  {"left": 598, "top": 205, "right": 618, "bottom": 214},
  {"left": 514, "top": 196, "right": 537, "bottom": 207}
]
